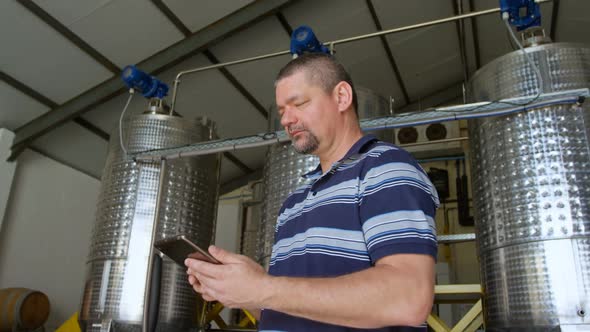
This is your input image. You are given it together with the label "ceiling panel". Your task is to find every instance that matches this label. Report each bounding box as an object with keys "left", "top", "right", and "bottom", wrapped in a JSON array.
[
  {"left": 373, "top": 0, "right": 463, "bottom": 101},
  {"left": 0, "top": 1, "right": 113, "bottom": 104},
  {"left": 32, "top": 0, "right": 112, "bottom": 26},
  {"left": 0, "top": 81, "right": 50, "bottom": 130},
  {"left": 210, "top": 15, "right": 292, "bottom": 112},
  {"left": 31, "top": 122, "right": 109, "bottom": 178},
  {"left": 555, "top": 1, "right": 590, "bottom": 44},
  {"left": 282, "top": 0, "right": 405, "bottom": 106},
  {"left": 163, "top": 0, "right": 255, "bottom": 33},
  {"left": 40, "top": 0, "right": 185, "bottom": 68}
]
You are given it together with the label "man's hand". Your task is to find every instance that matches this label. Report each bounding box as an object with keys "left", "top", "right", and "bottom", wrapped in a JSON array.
[{"left": 185, "top": 245, "right": 270, "bottom": 310}]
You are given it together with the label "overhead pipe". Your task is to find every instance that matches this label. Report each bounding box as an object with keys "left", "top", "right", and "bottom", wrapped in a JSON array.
[{"left": 168, "top": 0, "right": 552, "bottom": 113}]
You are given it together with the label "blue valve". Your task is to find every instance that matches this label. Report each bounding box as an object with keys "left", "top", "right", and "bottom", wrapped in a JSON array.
[
  {"left": 290, "top": 25, "right": 330, "bottom": 57},
  {"left": 121, "top": 65, "right": 169, "bottom": 99},
  {"left": 500, "top": 0, "right": 541, "bottom": 31}
]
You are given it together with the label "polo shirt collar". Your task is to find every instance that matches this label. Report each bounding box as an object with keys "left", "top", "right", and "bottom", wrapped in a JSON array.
[{"left": 302, "top": 134, "right": 378, "bottom": 179}]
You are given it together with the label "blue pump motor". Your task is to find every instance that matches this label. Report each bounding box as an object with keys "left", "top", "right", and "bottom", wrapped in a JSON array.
[
  {"left": 290, "top": 25, "right": 330, "bottom": 57},
  {"left": 500, "top": 0, "right": 541, "bottom": 31},
  {"left": 121, "top": 65, "right": 169, "bottom": 99}
]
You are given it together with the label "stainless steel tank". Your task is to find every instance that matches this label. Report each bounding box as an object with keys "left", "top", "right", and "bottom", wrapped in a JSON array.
[
  {"left": 79, "top": 101, "right": 220, "bottom": 332},
  {"left": 468, "top": 42, "right": 590, "bottom": 331},
  {"left": 257, "top": 87, "right": 393, "bottom": 267}
]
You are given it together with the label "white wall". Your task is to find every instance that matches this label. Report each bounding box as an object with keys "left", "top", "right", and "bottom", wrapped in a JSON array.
[
  {"left": 0, "top": 149, "right": 100, "bottom": 330},
  {"left": 0, "top": 129, "right": 17, "bottom": 232}
]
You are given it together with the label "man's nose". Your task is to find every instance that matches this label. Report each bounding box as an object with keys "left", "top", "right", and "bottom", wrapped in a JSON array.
[{"left": 280, "top": 108, "right": 296, "bottom": 128}]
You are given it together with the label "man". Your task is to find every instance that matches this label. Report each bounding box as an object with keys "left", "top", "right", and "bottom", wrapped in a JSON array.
[{"left": 185, "top": 53, "right": 439, "bottom": 331}]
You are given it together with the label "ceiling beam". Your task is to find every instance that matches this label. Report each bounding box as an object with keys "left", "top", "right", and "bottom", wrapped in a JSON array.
[
  {"left": 223, "top": 152, "right": 254, "bottom": 174},
  {"left": 10, "top": 0, "right": 294, "bottom": 160},
  {"left": 203, "top": 50, "right": 269, "bottom": 119},
  {"left": 0, "top": 71, "right": 57, "bottom": 108},
  {"left": 467, "top": 0, "right": 482, "bottom": 69},
  {"left": 451, "top": 0, "right": 470, "bottom": 82},
  {"left": 0, "top": 71, "right": 110, "bottom": 141},
  {"left": 365, "top": 0, "right": 410, "bottom": 106},
  {"left": 549, "top": 0, "right": 560, "bottom": 41},
  {"left": 220, "top": 168, "right": 263, "bottom": 195},
  {"left": 151, "top": 0, "right": 192, "bottom": 37},
  {"left": 276, "top": 11, "right": 293, "bottom": 36},
  {"left": 16, "top": 0, "right": 120, "bottom": 74}
]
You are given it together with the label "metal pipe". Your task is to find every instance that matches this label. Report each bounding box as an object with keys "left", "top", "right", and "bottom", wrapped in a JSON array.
[
  {"left": 142, "top": 158, "right": 167, "bottom": 332},
  {"left": 417, "top": 155, "right": 466, "bottom": 164},
  {"left": 170, "top": 50, "right": 291, "bottom": 112},
  {"left": 133, "top": 89, "right": 586, "bottom": 161},
  {"left": 167, "top": 135, "right": 288, "bottom": 160},
  {"left": 168, "top": 1, "right": 552, "bottom": 113},
  {"left": 399, "top": 136, "right": 468, "bottom": 148}
]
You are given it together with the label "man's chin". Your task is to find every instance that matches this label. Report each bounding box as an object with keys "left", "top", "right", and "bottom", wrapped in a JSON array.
[{"left": 292, "top": 142, "right": 318, "bottom": 155}]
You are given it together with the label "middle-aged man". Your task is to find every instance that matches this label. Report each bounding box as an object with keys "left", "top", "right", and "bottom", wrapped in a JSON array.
[{"left": 185, "top": 53, "right": 439, "bottom": 331}]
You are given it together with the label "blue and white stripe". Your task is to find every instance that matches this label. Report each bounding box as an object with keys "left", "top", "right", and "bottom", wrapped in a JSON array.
[
  {"left": 359, "top": 162, "right": 439, "bottom": 205},
  {"left": 270, "top": 227, "right": 370, "bottom": 265},
  {"left": 276, "top": 179, "right": 360, "bottom": 230},
  {"left": 362, "top": 210, "right": 437, "bottom": 250}
]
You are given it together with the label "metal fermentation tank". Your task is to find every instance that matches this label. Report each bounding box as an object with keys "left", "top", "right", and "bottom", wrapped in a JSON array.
[
  {"left": 79, "top": 101, "right": 220, "bottom": 332},
  {"left": 468, "top": 41, "right": 590, "bottom": 331},
  {"left": 257, "top": 87, "right": 392, "bottom": 267}
]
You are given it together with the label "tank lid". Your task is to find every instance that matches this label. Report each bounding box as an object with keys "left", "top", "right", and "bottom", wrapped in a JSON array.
[
  {"left": 143, "top": 98, "right": 180, "bottom": 116},
  {"left": 521, "top": 27, "right": 552, "bottom": 48}
]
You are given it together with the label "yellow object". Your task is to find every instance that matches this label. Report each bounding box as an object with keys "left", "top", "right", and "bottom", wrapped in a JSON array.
[
  {"left": 55, "top": 312, "right": 81, "bottom": 332},
  {"left": 427, "top": 284, "right": 484, "bottom": 332},
  {"left": 202, "top": 302, "right": 257, "bottom": 329}
]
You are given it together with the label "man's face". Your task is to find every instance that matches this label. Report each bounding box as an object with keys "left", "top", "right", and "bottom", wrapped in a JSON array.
[{"left": 275, "top": 71, "right": 337, "bottom": 155}]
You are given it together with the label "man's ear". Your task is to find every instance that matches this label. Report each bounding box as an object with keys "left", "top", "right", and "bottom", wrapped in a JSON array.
[{"left": 333, "top": 81, "right": 353, "bottom": 113}]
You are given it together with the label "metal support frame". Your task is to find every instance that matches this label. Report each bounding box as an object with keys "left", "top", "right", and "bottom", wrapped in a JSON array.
[
  {"left": 11, "top": 0, "right": 294, "bottom": 159},
  {"left": 365, "top": 0, "right": 411, "bottom": 105},
  {"left": 451, "top": 0, "right": 470, "bottom": 82},
  {"left": 203, "top": 50, "right": 268, "bottom": 119},
  {"left": 133, "top": 88, "right": 587, "bottom": 161},
  {"left": 550, "top": 0, "right": 560, "bottom": 41},
  {"left": 428, "top": 285, "right": 484, "bottom": 332},
  {"left": 203, "top": 302, "right": 257, "bottom": 330},
  {"left": 142, "top": 158, "right": 167, "bottom": 332},
  {"left": 467, "top": 0, "right": 482, "bottom": 69},
  {"left": 275, "top": 11, "right": 293, "bottom": 36},
  {"left": 151, "top": 0, "right": 192, "bottom": 37}
]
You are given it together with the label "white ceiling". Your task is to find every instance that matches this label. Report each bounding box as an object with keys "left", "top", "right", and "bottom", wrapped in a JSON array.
[{"left": 1, "top": 0, "right": 589, "bottom": 188}]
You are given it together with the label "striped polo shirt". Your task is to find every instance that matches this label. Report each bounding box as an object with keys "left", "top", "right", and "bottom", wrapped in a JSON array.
[{"left": 259, "top": 135, "right": 439, "bottom": 332}]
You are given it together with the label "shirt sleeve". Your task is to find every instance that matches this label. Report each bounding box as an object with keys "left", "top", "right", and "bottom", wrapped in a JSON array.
[{"left": 358, "top": 146, "right": 439, "bottom": 263}]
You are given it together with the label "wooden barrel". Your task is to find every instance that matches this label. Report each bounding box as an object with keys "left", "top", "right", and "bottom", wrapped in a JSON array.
[{"left": 0, "top": 288, "right": 50, "bottom": 332}]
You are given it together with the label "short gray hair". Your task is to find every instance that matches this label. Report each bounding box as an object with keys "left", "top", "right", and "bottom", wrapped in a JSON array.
[{"left": 275, "top": 53, "right": 358, "bottom": 115}]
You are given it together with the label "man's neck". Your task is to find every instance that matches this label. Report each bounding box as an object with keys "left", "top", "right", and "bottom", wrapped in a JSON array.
[{"left": 318, "top": 127, "right": 363, "bottom": 174}]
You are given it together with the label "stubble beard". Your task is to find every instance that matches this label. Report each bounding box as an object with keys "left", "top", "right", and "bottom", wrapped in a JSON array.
[{"left": 291, "top": 130, "right": 320, "bottom": 155}]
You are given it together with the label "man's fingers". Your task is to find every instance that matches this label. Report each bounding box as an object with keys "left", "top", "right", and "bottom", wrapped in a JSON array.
[
  {"left": 188, "top": 274, "right": 200, "bottom": 286},
  {"left": 208, "top": 245, "right": 241, "bottom": 264},
  {"left": 185, "top": 258, "right": 222, "bottom": 278}
]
